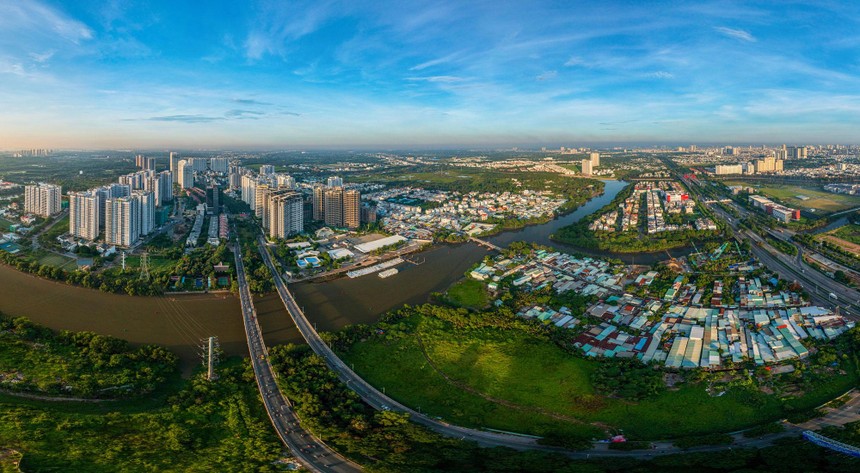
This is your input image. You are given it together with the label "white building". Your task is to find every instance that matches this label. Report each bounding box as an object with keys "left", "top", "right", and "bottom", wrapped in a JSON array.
[
  {"left": 178, "top": 160, "right": 194, "bottom": 189},
  {"left": 69, "top": 191, "right": 99, "bottom": 241},
  {"left": 24, "top": 183, "right": 62, "bottom": 217},
  {"left": 134, "top": 190, "right": 156, "bottom": 237},
  {"left": 276, "top": 174, "right": 296, "bottom": 189},
  {"left": 105, "top": 196, "right": 139, "bottom": 247},
  {"left": 209, "top": 157, "right": 228, "bottom": 173},
  {"left": 590, "top": 152, "right": 600, "bottom": 167},
  {"left": 241, "top": 174, "right": 257, "bottom": 210},
  {"left": 581, "top": 159, "right": 593, "bottom": 176},
  {"left": 327, "top": 176, "right": 343, "bottom": 188}
]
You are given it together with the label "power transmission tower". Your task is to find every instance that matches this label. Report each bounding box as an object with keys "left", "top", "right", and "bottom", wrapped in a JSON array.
[{"left": 139, "top": 252, "right": 150, "bottom": 281}]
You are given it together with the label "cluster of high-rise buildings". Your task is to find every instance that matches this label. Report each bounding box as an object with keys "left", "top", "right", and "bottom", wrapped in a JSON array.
[
  {"left": 238, "top": 167, "right": 305, "bottom": 239},
  {"left": 167, "top": 152, "right": 229, "bottom": 190},
  {"left": 235, "top": 168, "right": 365, "bottom": 239},
  {"left": 581, "top": 152, "right": 600, "bottom": 176},
  {"left": 68, "top": 167, "right": 173, "bottom": 247},
  {"left": 24, "top": 183, "right": 62, "bottom": 217},
  {"left": 313, "top": 177, "right": 360, "bottom": 229}
]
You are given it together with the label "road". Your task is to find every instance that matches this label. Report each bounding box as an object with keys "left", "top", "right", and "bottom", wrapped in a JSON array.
[
  {"left": 685, "top": 175, "right": 860, "bottom": 317},
  {"left": 255, "top": 233, "right": 857, "bottom": 459},
  {"left": 232, "top": 235, "right": 362, "bottom": 473}
]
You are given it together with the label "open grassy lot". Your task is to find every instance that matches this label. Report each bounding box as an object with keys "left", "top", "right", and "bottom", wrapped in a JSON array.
[
  {"left": 34, "top": 252, "right": 77, "bottom": 271},
  {"left": 833, "top": 224, "right": 860, "bottom": 245},
  {"left": 343, "top": 320, "right": 601, "bottom": 439},
  {"left": 442, "top": 279, "right": 489, "bottom": 310},
  {"left": 0, "top": 217, "right": 14, "bottom": 232},
  {"left": 341, "top": 310, "right": 859, "bottom": 440},
  {"left": 726, "top": 182, "right": 860, "bottom": 214}
]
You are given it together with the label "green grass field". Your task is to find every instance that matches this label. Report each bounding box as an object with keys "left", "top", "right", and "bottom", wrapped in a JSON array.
[
  {"left": 0, "top": 217, "right": 14, "bottom": 232},
  {"left": 726, "top": 182, "right": 860, "bottom": 214},
  {"left": 34, "top": 252, "right": 77, "bottom": 270},
  {"left": 833, "top": 224, "right": 860, "bottom": 245},
  {"left": 341, "top": 312, "right": 858, "bottom": 440},
  {"left": 443, "top": 279, "right": 489, "bottom": 309}
]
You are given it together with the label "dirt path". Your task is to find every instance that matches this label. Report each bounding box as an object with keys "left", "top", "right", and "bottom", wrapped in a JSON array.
[{"left": 414, "top": 333, "right": 611, "bottom": 434}]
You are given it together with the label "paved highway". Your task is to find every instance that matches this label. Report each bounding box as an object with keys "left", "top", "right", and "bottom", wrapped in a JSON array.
[
  {"left": 256, "top": 234, "right": 856, "bottom": 459},
  {"left": 232, "top": 236, "right": 362, "bottom": 473}
]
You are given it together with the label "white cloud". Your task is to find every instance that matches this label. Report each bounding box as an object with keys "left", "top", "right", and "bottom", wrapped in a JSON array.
[
  {"left": 0, "top": 2, "right": 93, "bottom": 44},
  {"left": 714, "top": 26, "right": 756, "bottom": 42},
  {"left": 536, "top": 70, "right": 558, "bottom": 81},
  {"left": 647, "top": 71, "right": 674, "bottom": 79}
]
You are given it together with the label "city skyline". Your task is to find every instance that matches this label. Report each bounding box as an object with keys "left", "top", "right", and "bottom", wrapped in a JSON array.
[{"left": 3, "top": 1, "right": 860, "bottom": 149}]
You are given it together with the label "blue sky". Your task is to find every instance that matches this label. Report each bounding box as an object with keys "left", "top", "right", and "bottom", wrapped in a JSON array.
[{"left": 2, "top": 0, "right": 860, "bottom": 149}]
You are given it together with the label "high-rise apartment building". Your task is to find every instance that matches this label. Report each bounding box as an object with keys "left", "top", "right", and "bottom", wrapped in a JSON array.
[
  {"left": 260, "top": 164, "right": 275, "bottom": 175},
  {"left": 209, "top": 157, "right": 228, "bottom": 173},
  {"left": 68, "top": 191, "right": 99, "bottom": 241},
  {"left": 206, "top": 186, "right": 221, "bottom": 214},
  {"left": 178, "top": 160, "right": 193, "bottom": 189},
  {"left": 590, "top": 152, "right": 600, "bottom": 167},
  {"left": 276, "top": 174, "right": 296, "bottom": 189},
  {"left": 255, "top": 184, "right": 272, "bottom": 221},
  {"left": 268, "top": 191, "right": 304, "bottom": 239},
  {"left": 134, "top": 191, "right": 155, "bottom": 237},
  {"left": 327, "top": 176, "right": 343, "bottom": 188},
  {"left": 24, "top": 183, "right": 62, "bottom": 217},
  {"left": 581, "top": 159, "right": 593, "bottom": 176},
  {"left": 241, "top": 174, "right": 257, "bottom": 210},
  {"left": 344, "top": 189, "right": 361, "bottom": 229},
  {"left": 105, "top": 196, "right": 139, "bottom": 247},
  {"left": 324, "top": 188, "right": 344, "bottom": 227},
  {"left": 313, "top": 185, "right": 325, "bottom": 221},
  {"left": 169, "top": 152, "right": 180, "bottom": 183}
]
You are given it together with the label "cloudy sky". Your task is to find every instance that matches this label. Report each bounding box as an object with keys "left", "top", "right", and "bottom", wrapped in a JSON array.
[{"left": 2, "top": 0, "right": 860, "bottom": 149}]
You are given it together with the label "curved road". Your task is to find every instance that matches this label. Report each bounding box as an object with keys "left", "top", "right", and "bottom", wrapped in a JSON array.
[
  {"left": 232, "top": 237, "right": 362, "bottom": 473},
  {"left": 255, "top": 234, "right": 859, "bottom": 459}
]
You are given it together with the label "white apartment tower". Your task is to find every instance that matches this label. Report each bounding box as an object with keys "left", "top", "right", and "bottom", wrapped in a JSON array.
[
  {"left": 68, "top": 191, "right": 99, "bottom": 241},
  {"left": 105, "top": 196, "right": 139, "bottom": 247},
  {"left": 178, "top": 160, "right": 193, "bottom": 189},
  {"left": 24, "top": 183, "right": 62, "bottom": 217},
  {"left": 134, "top": 191, "right": 156, "bottom": 237},
  {"left": 581, "top": 159, "right": 593, "bottom": 176}
]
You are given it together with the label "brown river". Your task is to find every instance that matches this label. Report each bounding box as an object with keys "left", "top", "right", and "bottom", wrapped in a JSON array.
[{"left": 0, "top": 180, "right": 689, "bottom": 372}]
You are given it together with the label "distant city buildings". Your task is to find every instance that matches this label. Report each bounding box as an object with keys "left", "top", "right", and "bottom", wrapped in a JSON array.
[
  {"left": 24, "top": 183, "right": 62, "bottom": 217},
  {"left": 581, "top": 158, "right": 593, "bottom": 176}
]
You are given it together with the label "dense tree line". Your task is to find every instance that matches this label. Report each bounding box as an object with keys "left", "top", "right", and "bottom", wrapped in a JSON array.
[
  {"left": 0, "top": 314, "right": 177, "bottom": 398},
  {"left": 1, "top": 360, "right": 284, "bottom": 472},
  {"left": 591, "top": 358, "right": 664, "bottom": 401}
]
